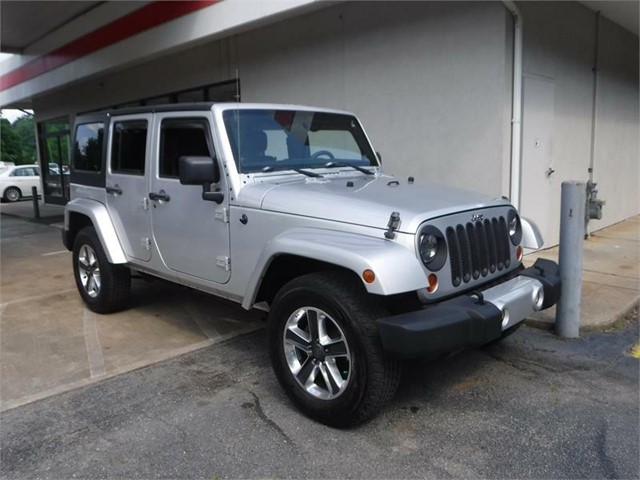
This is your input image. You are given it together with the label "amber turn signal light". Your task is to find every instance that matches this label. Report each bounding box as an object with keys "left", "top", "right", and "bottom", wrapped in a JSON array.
[
  {"left": 516, "top": 245, "right": 523, "bottom": 261},
  {"left": 362, "top": 269, "right": 376, "bottom": 284},
  {"left": 426, "top": 274, "right": 438, "bottom": 293}
]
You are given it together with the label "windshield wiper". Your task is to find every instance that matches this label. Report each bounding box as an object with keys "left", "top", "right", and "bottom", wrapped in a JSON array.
[
  {"left": 293, "top": 168, "right": 323, "bottom": 178},
  {"left": 261, "top": 166, "right": 323, "bottom": 178},
  {"left": 324, "top": 161, "right": 374, "bottom": 175}
]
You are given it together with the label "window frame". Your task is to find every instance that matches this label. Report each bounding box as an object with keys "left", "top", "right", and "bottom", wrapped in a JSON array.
[
  {"left": 70, "top": 113, "right": 109, "bottom": 189},
  {"left": 158, "top": 117, "right": 215, "bottom": 180},
  {"left": 109, "top": 119, "right": 149, "bottom": 176}
]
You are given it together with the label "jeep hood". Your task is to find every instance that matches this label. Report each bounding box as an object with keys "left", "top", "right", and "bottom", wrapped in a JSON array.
[{"left": 242, "top": 175, "right": 507, "bottom": 233}]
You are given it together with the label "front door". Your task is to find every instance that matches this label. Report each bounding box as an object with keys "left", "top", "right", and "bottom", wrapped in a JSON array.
[
  {"left": 106, "top": 114, "right": 153, "bottom": 261},
  {"left": 150, "top": 113, "right": 231, "bottom": 284}
]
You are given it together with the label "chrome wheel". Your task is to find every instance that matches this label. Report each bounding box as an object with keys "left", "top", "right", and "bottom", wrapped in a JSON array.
[
  {"left": 4, "top": 187, "right": 20, "bottom": 202},
  {"left": 283, "top": 306, "right": 351, "bottom": 400},
  {"left": 77, "top": 244, "right": 101, "bottom": 298}
]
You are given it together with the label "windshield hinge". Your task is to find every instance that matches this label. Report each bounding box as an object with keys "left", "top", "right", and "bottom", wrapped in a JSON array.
[{"left": 384, "top": 211, "right": 401, "bottom": 239}]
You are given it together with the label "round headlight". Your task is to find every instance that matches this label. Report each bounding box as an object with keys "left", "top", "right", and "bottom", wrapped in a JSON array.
[
  {"left": 507, "top": 209, "right": 522, "bottom": 245},
  {"left": 420, "top": 234, "right": 438, "bottom": 262},
  {"left": 418, "top": 226, "right": 447, "bottom": 271}
]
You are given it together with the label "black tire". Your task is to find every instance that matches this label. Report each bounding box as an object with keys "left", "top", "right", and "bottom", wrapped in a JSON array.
[
  {"left": 268, "top": 271, "right": 401, "bottom": 427},
  {"left": 3, "top": 187, "right": 21, "bottom": 202},
  {"left": 72, "top": 226, "right": 131, "bottom": 313}
]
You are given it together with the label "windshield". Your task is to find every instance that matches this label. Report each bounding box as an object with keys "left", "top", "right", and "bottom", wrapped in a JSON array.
[{"left": 222, "top": 109, "right": 377, "bottom": 173}]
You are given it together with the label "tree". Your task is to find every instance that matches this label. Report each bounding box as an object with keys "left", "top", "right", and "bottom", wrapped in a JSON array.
[
  {"left": 0, "top": 118, "right": 23, "bottom": 164},
  {"left": 12, "top": 115, "right": 36, "bottom": 164}
]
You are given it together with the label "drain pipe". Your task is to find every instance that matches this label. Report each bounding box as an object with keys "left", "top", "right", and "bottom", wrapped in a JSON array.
[{"left": 503, "top": 1, "right": 523, "bottom": 211}]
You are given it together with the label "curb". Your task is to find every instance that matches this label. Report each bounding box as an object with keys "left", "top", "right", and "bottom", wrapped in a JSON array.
[
  {"left": 0, "top": 211, "right": 64, "bottom": 227},
  {"left": 524, "top": 297, "right": 639, "bottom": 333}
]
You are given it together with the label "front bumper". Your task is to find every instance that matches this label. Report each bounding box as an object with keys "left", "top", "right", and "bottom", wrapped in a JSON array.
[{"left": 377, "top": 258, "right": 561, "bottom": 358}]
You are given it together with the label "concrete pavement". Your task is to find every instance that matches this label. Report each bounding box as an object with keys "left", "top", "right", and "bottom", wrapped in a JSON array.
[
  {"left": 0, "top": 214, "right": 263, "bottom": 412},
  {"left": 524, "top": 215, "right": 640, "bottom": 330}
]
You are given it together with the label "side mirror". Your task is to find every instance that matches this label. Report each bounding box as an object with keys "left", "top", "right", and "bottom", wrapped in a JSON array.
[
  {"left": 178, "top": 156, "right": 224, "bottom": 204},
  {"left": 376, "top": 151, "right": 382, "bottom": 164},
  {"left": 179, "top": 156, "right": 219, "bottom": 185}
]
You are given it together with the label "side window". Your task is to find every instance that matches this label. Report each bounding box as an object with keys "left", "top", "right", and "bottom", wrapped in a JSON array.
[
  {"left": 111, "top": 120, "right": 148, "bottom": 175},
  {"left": 159, "top": 118, "right": 212, "bottom": 178},
  {"left": 74, "top": 123, "right": 104, "bottom": 172}
]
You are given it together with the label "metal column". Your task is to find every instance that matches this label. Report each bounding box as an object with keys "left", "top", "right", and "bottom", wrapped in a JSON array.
[{"left": 556, "top": 181, "right": 586, "bottom": 338}]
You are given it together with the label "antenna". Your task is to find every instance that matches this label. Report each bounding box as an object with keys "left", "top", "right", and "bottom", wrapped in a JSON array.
[{"left": 235, "top": 68, "right": 241, "bottom": 171}]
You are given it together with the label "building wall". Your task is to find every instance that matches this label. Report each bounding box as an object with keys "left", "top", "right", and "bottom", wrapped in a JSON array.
[
  {"left": 34, "top": 1, "right": 512, "bottom": 199},
  {"left": 31, "top": 1, "right": 638, "bottom": 245},
  {"left": 591, "top": 17, "right": 639, "bottom": 229},
  {"left": 518, "top": 1, "right": 639, "bottom": 244},
  {"left": 239, "top": 1, "right": 512, "bottom": 198}
]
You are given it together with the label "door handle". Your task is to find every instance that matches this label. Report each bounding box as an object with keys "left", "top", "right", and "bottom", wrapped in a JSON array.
[
  {"left": 149, "top": 190, "right": 170, "bottom": 202},
  {"left": 106, "top": 184, "right": 122, "bottom": 195}
]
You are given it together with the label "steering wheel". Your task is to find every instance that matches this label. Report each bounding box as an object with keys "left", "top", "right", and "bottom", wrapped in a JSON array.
[{"left": 310, "top": 150, "right": 335, "bottom": 160}]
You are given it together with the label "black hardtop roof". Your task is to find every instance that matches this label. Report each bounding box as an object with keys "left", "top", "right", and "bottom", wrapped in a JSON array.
[{"left": 77, "top": 102, "right": 216, "bottom": 119}]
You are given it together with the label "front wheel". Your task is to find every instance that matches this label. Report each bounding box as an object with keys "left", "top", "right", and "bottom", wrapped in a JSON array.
[
  {"left": 72, "top": 226, "right": 131, "bottom": 313},
  {"left": 268, "top": 271, "right": 401, "bottom": 427}
]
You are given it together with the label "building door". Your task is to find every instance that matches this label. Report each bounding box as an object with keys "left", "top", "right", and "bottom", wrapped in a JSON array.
[
  {"left": 150, "top": 113, "right": 231, "bottom": 284},
  {"left": 37, "top": 118, "right": 71, "bottom": 205},
  {"left": 520, "top": 75, "right": 557, "bottom": 245},
  {"left": 106, "top": 114, "right": 153, "bottom": 261}
]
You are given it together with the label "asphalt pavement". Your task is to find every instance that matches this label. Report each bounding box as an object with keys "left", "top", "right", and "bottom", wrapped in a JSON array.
[{"left": 1, "top": 316, "right": 638, "bottom": 479}]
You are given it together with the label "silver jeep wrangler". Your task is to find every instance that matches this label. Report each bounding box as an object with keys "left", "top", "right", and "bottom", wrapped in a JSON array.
[{"left": 63, "top": 103, "right": 560, "bottom": 426}]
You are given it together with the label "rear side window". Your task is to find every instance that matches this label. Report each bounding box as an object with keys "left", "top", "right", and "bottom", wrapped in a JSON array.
[
  {"left": 159, "top": 119, "right": 212, "bottom": 178},
  {"left": 11, "top": 167, "right": 38, "bottom": 177},
  {"left": 111, "top": 120, "right": 148, "bottom": 175},
  {"left": 74, "top": 123, "right": 104, "bottom": 172}
]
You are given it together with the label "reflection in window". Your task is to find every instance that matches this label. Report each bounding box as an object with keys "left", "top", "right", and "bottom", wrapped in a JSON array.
[
  {"left": 111, "top": 121, "right": 148, "bottom": 175},
  {"left": 74, "top": 123, "right": 104, "bottom": 172}
]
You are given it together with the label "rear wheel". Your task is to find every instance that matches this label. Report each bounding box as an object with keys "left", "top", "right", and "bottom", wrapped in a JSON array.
[
  {"left": 269, "top": 271, "right": 401, "bottom": 427},
  {"left": 3, "top": 187, "right": 20, "bottom": 202},
  {"left": 72, "top": 226, "right": 131, "bottom": 313}
]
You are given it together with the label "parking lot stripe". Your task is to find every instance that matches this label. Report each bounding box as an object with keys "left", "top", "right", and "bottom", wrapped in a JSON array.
[
  {"left": 41, "top": 250, "right": 70, "bottom": 256},
  {"left": 184, "top": 301, "right": 223, "bottom": 341},
  {"left": 83, "top": 308, "right": 107, "bottom": 379},
  {"left": 0, "top": 288, "right": 77, "bottom": 307}
]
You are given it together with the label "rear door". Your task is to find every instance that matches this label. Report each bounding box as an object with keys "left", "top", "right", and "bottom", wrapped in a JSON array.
[
  {"left": 11, "top": 166, "right": 40, "bottom": 196},
  {"left": 106, "top": 114, "right": 153, "bottom": 262},
  {"left": 149, "top": 112, "right": 231, "bottom": 284}
]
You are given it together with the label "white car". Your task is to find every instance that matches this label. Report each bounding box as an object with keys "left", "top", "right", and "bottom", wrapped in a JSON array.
[{"left": 0, "top": 165, "right": 41, "bottom": 202}]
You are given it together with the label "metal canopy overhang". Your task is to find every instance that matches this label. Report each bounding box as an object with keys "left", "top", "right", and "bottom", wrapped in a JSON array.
[
  {"left": 0, "top": 1, "right": 636, "bottom": 109},
  {"left": 0, "top": 1, "right": 104, "bottom": 54},
  {"left": 0, "top": 0, "right": 329, "bottom": 109}
]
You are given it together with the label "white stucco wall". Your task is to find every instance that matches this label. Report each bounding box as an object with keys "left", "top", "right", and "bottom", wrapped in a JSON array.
[{"left": 590, "top": 17, "right": 639, "bottom": 229}]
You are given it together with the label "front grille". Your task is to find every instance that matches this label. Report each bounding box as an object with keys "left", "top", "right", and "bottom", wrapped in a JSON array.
[{"left": 447, "top": 216, "right": 511, "bottom": 286}]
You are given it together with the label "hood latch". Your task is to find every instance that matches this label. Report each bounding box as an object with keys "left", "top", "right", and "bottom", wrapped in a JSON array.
[{"left": 384, "top": 211, "right": 401, "bottom": 239}]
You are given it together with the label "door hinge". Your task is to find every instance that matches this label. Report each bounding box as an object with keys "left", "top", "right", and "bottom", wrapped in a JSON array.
[
  {"left": 216, "top": 255, "right": 231, "bottom": 271},
  {"left": 141, "top": 197, "right": 149, "bottom": 211},
  {"left": 141, "top": 237, "right": 151, "bottom": 250},
  {"left": 214, "top": 207, "right": 229, "bottom": 223}
]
